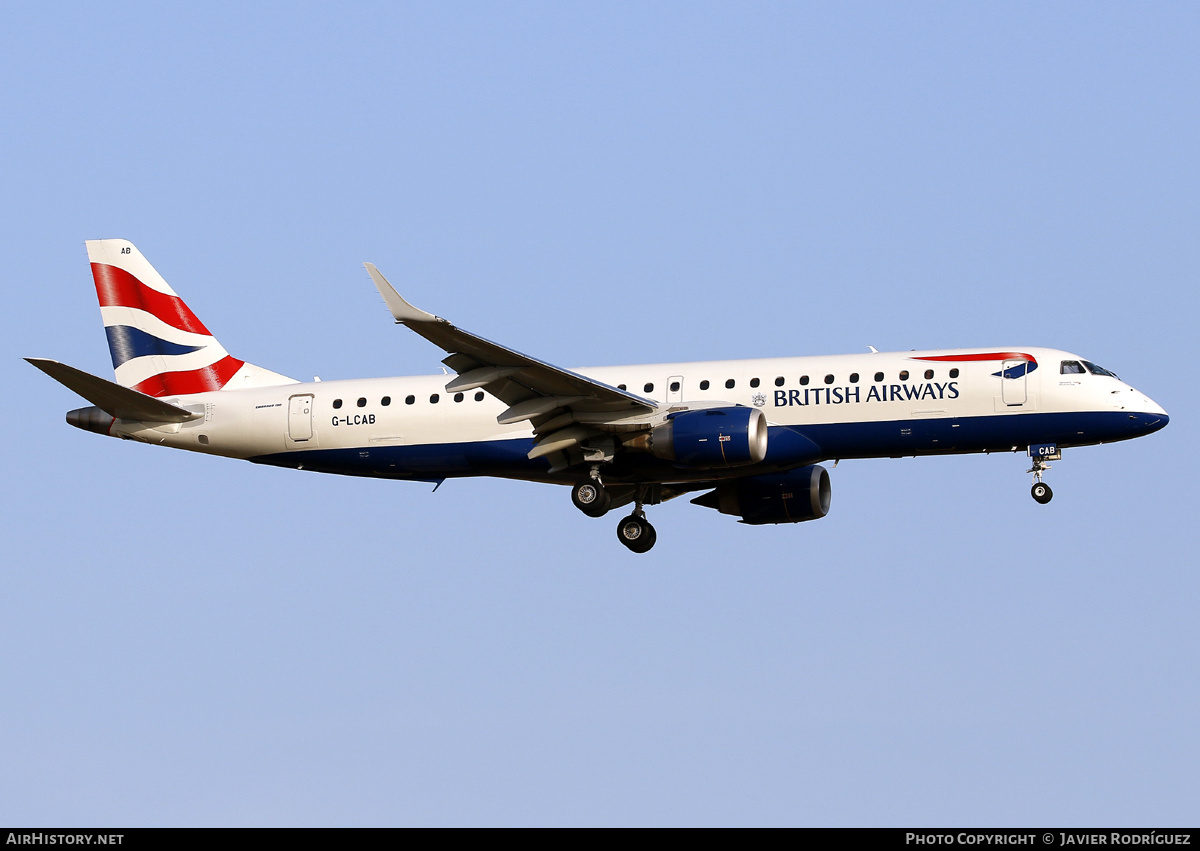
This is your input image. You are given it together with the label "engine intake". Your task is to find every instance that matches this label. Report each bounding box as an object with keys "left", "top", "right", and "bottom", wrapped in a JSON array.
[{"left": 691, "top": 465, "right": 831, "bottom": 525}]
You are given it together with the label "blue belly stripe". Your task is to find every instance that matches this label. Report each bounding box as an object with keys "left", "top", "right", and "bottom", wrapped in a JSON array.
[{"left": 248, "top": 411, "right": 1167, "bottom": 483}]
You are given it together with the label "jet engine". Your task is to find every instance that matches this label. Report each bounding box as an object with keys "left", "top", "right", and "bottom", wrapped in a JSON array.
[
  {"left": 623, "top": 406, "right": 768, "bottom": 468},
  {"left": 691, "top": 465, "right": 831, "bottom": 524}
]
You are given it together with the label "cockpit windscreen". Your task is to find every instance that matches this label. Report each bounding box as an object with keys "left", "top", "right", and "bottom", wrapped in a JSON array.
[{"left": 1082, "top": 360, "right": 1119, "bottom": 379}]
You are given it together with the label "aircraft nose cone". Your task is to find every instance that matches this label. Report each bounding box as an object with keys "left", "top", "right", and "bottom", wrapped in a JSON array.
[
  {"left": 1142, "top": 397, "right": 1168, "bottom": 418},
  {"left": 1132, "top": 410, "right": 1169, "bottom": 434},
  {"left": 1126, "top": 386, "right": 1168, "bottom": 427}
]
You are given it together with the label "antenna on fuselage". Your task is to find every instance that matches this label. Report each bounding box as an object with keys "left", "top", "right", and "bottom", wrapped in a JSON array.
[{"left": 867, "top": 346, "right": 878, "bottom": 353}]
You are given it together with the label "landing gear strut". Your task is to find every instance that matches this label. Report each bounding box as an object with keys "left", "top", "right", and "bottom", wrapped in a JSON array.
[
  {"left": 1027, "top": 455, "right": 1053, "bottom": 504},
  {"left": 571, "top": 472, "right": 659, "bottom": 552},
  {"left": 616, "top": 485, "right": 657, "bottom": 553}
]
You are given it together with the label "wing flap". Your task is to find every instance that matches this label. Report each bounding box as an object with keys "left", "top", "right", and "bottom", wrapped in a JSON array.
[{"left": 445, "top": 366, "right": 521, "bottom": 393}]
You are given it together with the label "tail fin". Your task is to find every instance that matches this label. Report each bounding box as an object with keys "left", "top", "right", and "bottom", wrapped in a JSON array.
[{"left": 87, "top": 239, "right": 296, "bottom": 397}]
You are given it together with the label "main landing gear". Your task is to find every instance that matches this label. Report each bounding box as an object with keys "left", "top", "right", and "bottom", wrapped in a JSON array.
[
  {"left": 571, "top": 478, "right": 612, "bottom": 517},
  {"left": 616, "top": 511, "right": 656, "bottom": 554},
  {"left": 571, "top": 474, "right": 658, "bottom": 553}
]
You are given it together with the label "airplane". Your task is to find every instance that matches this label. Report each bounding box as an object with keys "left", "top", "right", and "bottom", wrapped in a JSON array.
[{"left": 27, "top": 239, "right": 1169, "bottom": 553}]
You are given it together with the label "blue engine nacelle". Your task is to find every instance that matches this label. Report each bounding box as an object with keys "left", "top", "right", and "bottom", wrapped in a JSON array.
[
  {"left": 691, "top": 465, "right": 831, "bottom": 524},
  {"left": 626, "top": 406, "right": 768, "bottom": 468}
]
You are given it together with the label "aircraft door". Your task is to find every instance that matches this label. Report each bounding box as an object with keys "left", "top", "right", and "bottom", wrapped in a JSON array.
[
  {"left": 667, "top": 375, "right": 684, "bottom": 404},
  {"left": 1000, "top": 360, "right": 1028, "bottom": 406},
  {"left": 288, "top": 394, "right": 314, "bottom": 441}
]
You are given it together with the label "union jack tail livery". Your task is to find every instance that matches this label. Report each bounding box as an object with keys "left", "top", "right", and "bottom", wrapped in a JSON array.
[{"left": 86, "top": 239, "right": 295, "bottom": 397}]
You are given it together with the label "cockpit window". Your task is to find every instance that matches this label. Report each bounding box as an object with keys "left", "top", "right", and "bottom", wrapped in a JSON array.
[
  {"left": 1082, "top": 360, "right": 1119, "bottom": 379},
  {"left": 1060, "top": 360, "right": 1086, "bottom": 374}
]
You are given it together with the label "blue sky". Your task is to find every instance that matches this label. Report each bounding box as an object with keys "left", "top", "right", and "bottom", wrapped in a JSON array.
[{"left": 2, "top": 2, "right": 1197, "bottom": 826}]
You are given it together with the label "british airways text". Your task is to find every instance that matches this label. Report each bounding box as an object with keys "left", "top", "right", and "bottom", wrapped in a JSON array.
[{"left": 775, "top": 382, "right": 959, "bottom": 407}]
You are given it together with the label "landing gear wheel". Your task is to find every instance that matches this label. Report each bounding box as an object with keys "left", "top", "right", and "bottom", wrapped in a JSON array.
[
  {"left": 1031, "top": 482, "right": 1053, "bottom": 504},
  {"left": 616, "top": 514, "right": 657, "bottom": 553},
  {"left": 572, "top": 480, "right": 611, "bottom": 517}
]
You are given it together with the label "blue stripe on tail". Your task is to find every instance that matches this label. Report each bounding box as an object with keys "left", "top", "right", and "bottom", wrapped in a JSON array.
[{"left": 104, "top": 325, "right": 203, "bottom": 368}]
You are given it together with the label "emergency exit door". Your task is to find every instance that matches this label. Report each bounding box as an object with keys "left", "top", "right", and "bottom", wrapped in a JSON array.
[{"left": 288, "top": 394, "right": 314, "bottom": 441}]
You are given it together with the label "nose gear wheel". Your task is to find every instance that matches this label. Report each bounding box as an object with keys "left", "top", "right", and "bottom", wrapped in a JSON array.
[
  {"left": 1027, "top": 455, "right": 1054, "bottom": 505},
  {"left": 1031, "top": 482, "right": 1053, "bottom": 504}
]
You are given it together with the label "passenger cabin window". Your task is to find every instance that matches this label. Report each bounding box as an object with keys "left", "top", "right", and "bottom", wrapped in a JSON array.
[
  {"left": 357, "top": 397, "right": 367, "bottom": 407},
  {"left": 474, "top": 392, "right": 484, "bottom": 401},
  {"left": 644, "top": 383, "right": 654, "bottom": 393},
  {"left": 381, "top": 396, "right": 391, "bottom": 406},
  {"left": 774, "top": 376, "right": 784, "bottom": 387},
  {"left": 899, "top": 370, "right": 910, "bottom": 380},
  {"left": 800, "top": 375, "right": 810, "bottom": 386},
  {"left": 1083, "top": 361, "right": 1119, "bottom": 379},
  {"left": 849, "top": 373, "right": 859, "bottom": 383},
  {"left": 618, "top": 384, "right": 626, "bottom": 390},
  {"left": 749, "top": 378, "right": 760, "bottom": 388},
  {"left": 430, "top": 394, "right": 440, "bottom": 404},
  {"left": 333, "top": 399, "right": 343, "bottom": 409},
  {"left": 699, "top": 380, "right": 710, "bottom": 390},
  {"left": 670, "top": 381, "right": 680, "bottom": 392},
  {"left": 1061, "top": 360, "right": 1086, "bottom": 374},
  {"left": 949, "top": 368, "right": 959, "bottom": 378},
  {"left": 924, "top": 369, "right": 934, "bottom": 380},
  {"left": 454, "top": 393, "right": 464, "bottom": 402},
  {"left": 874, "top": 372, "right": 884, "bottom": 382},
  {"left": 725, "top": 379, "right": 736, "bottom": 389},
  {"left": 405, "top": 395, "right": 415, "bottom": 405},
  {"left": 824, "top": 374, "right": 834, "bottom": 385}
]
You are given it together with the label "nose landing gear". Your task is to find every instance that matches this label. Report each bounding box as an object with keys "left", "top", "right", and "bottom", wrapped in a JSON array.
[
  {"left": 1031, "top": 480, "right": 1053, "bottom": 504},
  {"left": 1026, "top": 443, "right": 1059, "bottom": 504}
]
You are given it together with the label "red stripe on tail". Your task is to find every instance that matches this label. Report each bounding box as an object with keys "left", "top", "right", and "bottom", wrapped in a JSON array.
[
  {"left": 131, "top": 355, "right": 244, "bottom": 397},
  {"left": 92, "top": 263, "right": 212, "bottom": 336}
]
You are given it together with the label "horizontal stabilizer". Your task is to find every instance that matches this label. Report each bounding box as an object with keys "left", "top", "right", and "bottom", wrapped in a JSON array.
[{"left": 25, "top": 358, "right": 201, "bottom": 423}]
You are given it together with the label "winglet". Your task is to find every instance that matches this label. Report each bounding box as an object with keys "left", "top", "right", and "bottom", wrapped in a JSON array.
[{"left": 364, "top": 263, "right": 439, "bottom": 324}]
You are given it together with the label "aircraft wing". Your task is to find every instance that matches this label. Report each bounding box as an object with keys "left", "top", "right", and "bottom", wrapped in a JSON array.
[{"left": 365, "top": 264, "right": 660, "bottom": 469}]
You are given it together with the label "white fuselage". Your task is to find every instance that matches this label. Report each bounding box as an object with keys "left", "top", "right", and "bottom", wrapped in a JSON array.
[{"left": 106, "top": 346, "right": 1167, "bottom": 487}]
